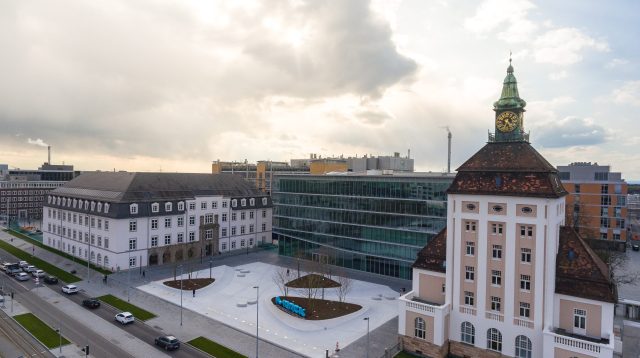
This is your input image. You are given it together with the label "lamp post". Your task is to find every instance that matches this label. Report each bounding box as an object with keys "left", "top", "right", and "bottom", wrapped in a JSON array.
[
  {"left": 253, "top": 285, "right": 259, "bottom": 358},
  {"left": 127, "top": 249, "right": 131, "bottom": 302},
  {"left": 209, "top": 258, "right": 213, "bottom": 279},
  {"left": 56, "top": 327, "right": 62, "bottom": 354},
  {"left": 179, "top": 265, "right": 184, "bottom": 326},
  {"left": 363, "top": 317, "right": 370, "bottom": 358}
]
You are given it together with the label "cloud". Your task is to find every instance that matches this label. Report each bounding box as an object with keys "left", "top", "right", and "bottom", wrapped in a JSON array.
[
  {"left": 548, "top": 71, "right": 568, "bottom": 80},
  {"left": 605, "top": 58, "right": 629, "bottom": 69},
  {"left": 27, "top": 138, "right": 49, "bottom": 147},
  {"left": 533, "top": 28, "right": 608, "bottom": 65},
  {"left": 610, "top": 81, "right": 640, "bottom": 106},
  {"left": 534, "top": 117, "right": 606, "bottom": 148},
  {"left": 464, "top": 0, "right": 537, "bottom": 43}
]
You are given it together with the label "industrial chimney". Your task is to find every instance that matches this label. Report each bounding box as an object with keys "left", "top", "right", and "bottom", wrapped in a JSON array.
[{"left": 48, "top": 146, "right": 51, "bottom": 165}]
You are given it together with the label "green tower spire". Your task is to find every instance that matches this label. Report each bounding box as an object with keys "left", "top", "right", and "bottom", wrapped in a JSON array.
[{"left": 492, "top": 56, "right": 528, "bottom": 142}]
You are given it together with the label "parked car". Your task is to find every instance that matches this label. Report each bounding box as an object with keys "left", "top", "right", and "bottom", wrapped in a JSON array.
[
  {"left": 15, "top": 272, "right": 29, "bottom": 281},
  {"left": 155, "top": 335, "right": 180, "bottom": 351},
  {"left": 31, "top": 270, "right": 45, "bottom": 278},
  {"left": 82, "top": 298, "right": 101, "bottom": 309},
  {"left": 115, "top": 312, "right": 134, "bottom": 325},
  {"left": 6, "top": 267, "right": 22, "bottom": 276},
  {"left": 23, "top": 265, "right": 37, "bottom": 273},
  {"left": 18, "top": 261, "right": 28, "bottom": 269},
  {"left": 44, "top": 276, "right": 59, "bottom": 284},
  {"left": 632, "top": 244, "right": 640, "bottom": 251},
  {"left": 0, "top": 262, "right": 11, "bottom": 271},
  {"left": 61, "top": 285, "right": 79, "bottom": 294}
]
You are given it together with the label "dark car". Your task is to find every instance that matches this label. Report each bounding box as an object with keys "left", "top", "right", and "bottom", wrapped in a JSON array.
[
  {"left": 82, "top": 298, "right": 101, "bottom": 309},
  {"left": 632, "top": 244, "right": 640, "bottom": 252},
  {"left": 43, "top": 275, "right": 59, "bottom": 284},
  {"left": 155, "top": 335, "right": 180, "bottom": 351}
]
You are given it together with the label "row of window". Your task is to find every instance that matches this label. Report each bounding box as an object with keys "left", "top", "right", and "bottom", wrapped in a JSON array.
[
  {"left": 47, "top": 238, "right": 112, "bottom": 268},
  {"left": 49, "top": 196, "right": 111, "bottom": 214},
  {"left": 130, "top": 219, "right": 268, "bottom": 234},
  {"left": 465, "top": 243, "right": 532, "bottom": 263},
  {"left": 464, "top": 270, "right": 531, "bottom": 290},
  {"left": 49, "top": 227, "right": 111, "bottom": 249},
  {"left": 463, "top": 202, "right": 535, "bottom": 216},
  {"left": 0, "top": 196, "right": 45, "bottom": 202},
  {"left": 49, "top": 210, "right": 111, "bottom": 231},
  {"left": 465, "top": 221, "right": 534, "bottom": 238}
]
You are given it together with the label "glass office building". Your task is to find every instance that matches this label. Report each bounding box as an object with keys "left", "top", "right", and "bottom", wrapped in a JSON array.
[{"left": 273, "top": 172, "right": 454, "bottom": 279}]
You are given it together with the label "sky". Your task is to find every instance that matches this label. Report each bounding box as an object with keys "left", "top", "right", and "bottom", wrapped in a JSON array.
[{"left": 1, "top": 0, "right": 639, "bottom": 179}]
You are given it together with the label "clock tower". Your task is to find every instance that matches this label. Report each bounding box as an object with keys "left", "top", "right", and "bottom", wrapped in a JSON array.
[{"left": 493, "top": 58, "right": 527, "bottom": 142}]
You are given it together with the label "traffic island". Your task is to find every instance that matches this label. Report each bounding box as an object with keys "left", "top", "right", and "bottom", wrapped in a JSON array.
[
  {"left": 13, "top": 313, "right": 71, "bottom": 349},
  {"left": 162, "top": 278, "right": 215, "bottom": 290},
  {"left": 97, "top": 294, "right": 157, "bottom": 321},
  {"left": 187, "top": 336, "right": 247, "bottom": 358}
]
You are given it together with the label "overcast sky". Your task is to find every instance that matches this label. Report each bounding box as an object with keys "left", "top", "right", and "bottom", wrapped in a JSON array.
[{"left": 1, "top": 0, "right": 639, "bottom": 179}]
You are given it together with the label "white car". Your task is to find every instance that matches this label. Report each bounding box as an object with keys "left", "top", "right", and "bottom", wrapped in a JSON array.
[
  {"left": 15, "top": 272, "right": 30, "bottom": 281},
  {"left": 115, "top": 312, "right": 134, "bottom": 325},
  {"left": 32, "top": 270, "right": 45, "bottom": 278},
  {"left": 61, "top": 285, "right": 79, "bottom": 294}
]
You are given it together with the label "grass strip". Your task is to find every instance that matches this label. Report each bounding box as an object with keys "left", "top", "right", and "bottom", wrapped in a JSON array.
[
  {"left": 97, "top": 294, "right": 157, "bottom": 321},
  {"left": 13, "top": 313, "right": 71, "bottom": 349},
  {"left": 0, "top": 238, "right": 81, "bottom": 283},
  {"left": 4, "top": 229, "right": 112, "bottom": 275},
  {"left": 188, "top": 336, "right": 247, "bottom": 358},
  {"left": 394, "top": 352, "right": 422, "bottom": 358}
]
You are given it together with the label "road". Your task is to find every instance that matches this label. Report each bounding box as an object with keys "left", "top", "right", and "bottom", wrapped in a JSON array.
[{"left": 0, "top": 304, "right": 54, "bottom": 358}]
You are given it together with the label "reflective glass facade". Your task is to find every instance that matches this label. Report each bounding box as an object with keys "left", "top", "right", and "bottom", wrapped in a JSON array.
[{"left": 273, "top": 174, "right": 453, "bottom": 279}]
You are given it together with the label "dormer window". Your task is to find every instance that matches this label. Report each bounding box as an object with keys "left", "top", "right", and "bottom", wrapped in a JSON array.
[
  {"left": 130, "top": 203, "right": 138, "bottom": 214},
  {"left": 90, "top": 201, "right": 96, "bottom": 211},
  {"left": 104, "top": 203, "right": 110, "bottom": 213},
  {"left": 73, "top": 199, "right": 77, "bottom": 208},
  {"left": 165, "top": 202, "right": 172, "bottom": 212},
  {"left": 249, "top": 198, "right": 255, "bottom": 206},
  {"left": 232, "top": 199, "right": 237, "bottom": 208},
  {"left": 151, "top": 203, "right": 159, "bottom": 213},
  {"left": 97, "top": 202, "right": 102, "bottom": 212},
  {"left": 84, "top": 201, "right": 89, "bottom": 210},
  {"left": 62, "top": 198, "right": 67, "bottom": 206},
  {"left": 466, "top": 203, "right": 476, "bottom": 211},
  {"left": 241, "top": 198, "right": 247, "bottom": 207},
  {"left": 57, "top": 197, "right": 61, "bottom": 205},
  {"left": 492, "top": 205, "right": 504, "bottom": 213},
  {"left": 177, "top": 202, "right": 184, "bottom": 211},
  {"left": 47, "top": 196, "right": 52, "bottom": 204},
  {"left": 521, "top": 206, "right": 533, "bottom": 214}
]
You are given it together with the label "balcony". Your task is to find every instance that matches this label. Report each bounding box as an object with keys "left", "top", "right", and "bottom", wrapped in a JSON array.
[
  {"left": 399, "top": 291, "right": 449, "bottom": 317},
  {"left": 513, "top": 317, "right": 534, "bottom": 329},
  {"left": 543, "top": 327, "right": 614, "bottom": 358},
  {"left": 486, "top": 311, "right": 504, "bottom": 322},
  {"left": 459, "top": 306, "right": 476, "bottom": 316}
]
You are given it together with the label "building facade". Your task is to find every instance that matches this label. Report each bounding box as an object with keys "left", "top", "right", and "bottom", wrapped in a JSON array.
[
  {"left": 42, "top": 172, "right": 272, "bottom": 271},
  {"left": 0, "top": 162, "right": 76, "bottom": 221},
  {"left": 273, "top": 172, "right": 454, "bottom": 279},
  {"left": 398, "top": 62, "right": 616, "bottom": 358},
  {"left": 558, "top": 163, "right": 627, "bottom": 244}
]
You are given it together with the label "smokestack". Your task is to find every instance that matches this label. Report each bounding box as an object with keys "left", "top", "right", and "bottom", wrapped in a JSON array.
[
  {"left": 48, "top": 146, "right": 51, "bottom": 164},
  {"left": 447, "top": 130, "right": 452, "bottom": 174}
]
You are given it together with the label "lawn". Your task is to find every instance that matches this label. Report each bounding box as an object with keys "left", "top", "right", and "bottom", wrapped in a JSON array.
[
  {"left": 4, "top": 229, "right": 112, "bottom": 275},
  {"left": 188, "top": 336, "right": 247, "bottom": 358},
  {"left": 13, "top": 313, "right": 71, "bottom": 349},
  {"left": 97, "top": 294, "right": 157, "bottom": 321},
  {"left": 0, "top": 237, "right": 81, "bottom": 283}
]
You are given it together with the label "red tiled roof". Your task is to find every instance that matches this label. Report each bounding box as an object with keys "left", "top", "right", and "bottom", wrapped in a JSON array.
[
  {"left": 447, "top": 142, "right": 568, "bottom": 198},
  {"left": 412, "top": 228, "right": 447, "bottom": 273},
  {"left": 555, "top": 226, "right": 617, "bottom": 303}
]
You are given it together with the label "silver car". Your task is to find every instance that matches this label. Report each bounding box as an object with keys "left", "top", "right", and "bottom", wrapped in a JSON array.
[{"left": 15, "top": 272, "right": 29, "bottom": 281}]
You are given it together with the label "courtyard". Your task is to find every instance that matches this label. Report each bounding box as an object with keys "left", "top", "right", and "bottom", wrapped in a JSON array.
[{"left": 139, "top": 261, "right": 400, "bottom": 357}]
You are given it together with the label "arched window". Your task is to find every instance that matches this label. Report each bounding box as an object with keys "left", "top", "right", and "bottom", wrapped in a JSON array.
[
  {"left": 461, "top": 321, "right": 475, "bottom": 344},
  {"left": 104, "top": 256, "right": 109, "bottom": 268},
  {"left": 90, "top": 251, "right": 95, "bottom": 262},
  {"left": 487, "top": 328, "right": 502, "bottom": 352},
  {"left": 97, "top": 253, "right": 102, "bottom": 265},
  {"left": 515, "top": 335, "right": 532, "bottom": 358},
  {"left": 414, "top": 317, "right": 426, "bottom": 339}
]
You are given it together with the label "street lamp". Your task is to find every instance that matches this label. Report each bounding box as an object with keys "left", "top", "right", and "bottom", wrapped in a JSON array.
[
  {"left": 253, "top": 285, "right": 259, "bottom": 358},
  {"left": 363, "top": 317, "right": 370, "bottom": 358},
  {"left": 179, "top": 264, "right": 184, "bottom": 326},
  {"left": 209, "top": 258, "right": 213, "bottom": 279},
  {"left": 127, "top": 250, "right": 131, "bottom": 302},
  {"left": 56, "top": 327, "right": 62, "bottom": 354}
]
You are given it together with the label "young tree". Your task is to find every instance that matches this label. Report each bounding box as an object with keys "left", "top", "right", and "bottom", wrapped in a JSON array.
[
  {"left": 272, "top": 266, "right": 290, "bottom": 297},
  {"left": 335, "top": 272, "right": 353, "bottom": 303}
]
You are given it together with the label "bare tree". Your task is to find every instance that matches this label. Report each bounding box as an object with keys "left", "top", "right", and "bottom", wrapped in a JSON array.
[
  {"left": 335, "top": 273, "right": 353, "bottom": 303},
  {"left": 272, "top": 266, "right": 290, "bottom": 297},
  {"left": 597, "top": 249, "right": 640, "bottom": 286},
  {"left": 565, "top": 202, "right": 598, "bottom": 240}
]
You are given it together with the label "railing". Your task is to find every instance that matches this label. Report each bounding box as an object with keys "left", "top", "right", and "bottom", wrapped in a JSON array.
[
  {"left": 486, "top": 312, "right": 504, "bottom": 322},
  {"left": 459, "top": 306, "right": 476, "bottom": 316},
  {"left": 405, "top": 300, "right": 435, "bottom": 314},
  {"left": 514, "top": 317, "right": 534, "bottom": 329},
  {"left": 553, "top": 334, "right": 601, "bottom": 354}
]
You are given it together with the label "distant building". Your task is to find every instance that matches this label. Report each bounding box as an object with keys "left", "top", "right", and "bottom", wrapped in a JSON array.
[
  {"left": 0, "top": 162, "right": 77, "bottom": 221},
  {"left": 557, "top": 162, "right": 627, "bottom": 244},
  {"left": 42, "top": 172, "right": 272, "bottom": 271},
  {"left": 273, "top": 171, "right": 454, "bottom": 280},
  {"left": 347, "top": 152, "right": 414, "bottom": 172}
]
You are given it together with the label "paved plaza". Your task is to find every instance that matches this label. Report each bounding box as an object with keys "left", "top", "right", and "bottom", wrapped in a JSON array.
[{"left": 139, "top": 261, "right": 401, "bottom": 358}]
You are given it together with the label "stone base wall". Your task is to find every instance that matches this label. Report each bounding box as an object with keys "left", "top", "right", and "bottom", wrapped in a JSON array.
[
  {"left": 400, "top": 335, "right": 448, "bottom": 358},
  {"left": 449, "top": 341, "right": 506, "bottom": 358}
]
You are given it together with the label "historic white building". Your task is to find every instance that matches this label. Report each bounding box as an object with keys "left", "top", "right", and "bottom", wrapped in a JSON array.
[
  {"left": 42, "top": 172, "right": 272, "bottom": 271},
  {"left": 398, "top": 62, "right": 616, "bottom": 358}
]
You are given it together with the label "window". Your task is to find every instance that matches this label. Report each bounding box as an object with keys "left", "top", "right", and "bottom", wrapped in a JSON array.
[
  {"left": 97, "top": 236, "right": 102, "bottom": 247},
  {"left": 600, "top": 217, "right": 610, "bottom": 228},
  {"left": 490, "top": 296, "right": 501, "bottom": 312},
  {"left": 461, "top": 322, "right": 475, "bottom": 344},
  {"left": 151, "top": 203, "right": 159, "bottom": 213},
  {"left": 129, "top": 220, "right": 137, "bottom": 232},
  {"left": 492, "top": 205, "right": 504, "bottom": 213},
  {"left": 231, "top": 227, "right": 237, "bottom": 235},
  {"left": 205, "top": 214, "right": 214, "bottom": 224},
  {"left": 464, "top": 291, "right": 474, "bottom": 306},
  {"left": 104, "top": 237, "right": 110, "bottom": 248},
  {"left": 240, "top": 226, "right": 245, "bottom": 234},
  {"left": 151, "top": 236, "right": 158, "bottom": 247},
  {"left": 465, "top": 266, "right": 475, "bottom": 281},
  {"left": 164, "top": 234, "right": 171, "bottom": 245},
  {"left": 520, "top": 275, "right": 531, "bottom": 291},
  {"left": 222, "top": 213, "right": 227, "bottom": 222},
  {"left": 232, "top": 212, "right": 237, "bottom": 221},
  {"left": 164, "top": 217, "right": 171, "bottom": 228},
  {"left": 261, "top": 223, "right": 267, "bottom": 231},
  {"left": 240, "top": 239, "right": 245, "bottom": 247},
  {"left": 492, "top": 245, "right": 502, "bottom": 259},
  {"left": 211, "top": 201, "right": 218, "bottom": 209},
  {"left": 189, "top": 216, "right": 195, "bottom": 225},
  {"left": 221, "top": 242, "right": 227, "bottom": 251},
  {"left": 177, "top": 217, "right": 184, "bottom": 227},
  {"left": 521, "top": 206, "right": 533, "bottom": 214},
  {"left": 465, "top": 221, "right": 476, "bottom": 232},
  {"left": 249, "top": 224, "right": 254, "bottom": 233},
  {"left": 189, "top": 202, "right": 196, "bottom": 210},
  {"left": 189, "top": 232, "right": 195, "bottom": 242},
  {"left": 466, "top": 241, "right": 475, "bottom": 256},
  {"left": 105, "top": 220, "right": 109, "bottom": 231},
  {"left": 492, "top": 223, "right": 503, "bottom": 235},
  {"left": 241, "top": 198, "right": 246, "bottom": 207},
  {"left": 519, "top": 302, "right": 530, "bottom": 318},
  {"left": 128, "top": 238, "right": 137, "bottom": 250},
  {"left": 201, "top": 201, "right": 207, "bottom": 210},
  {"left": 91, "top": 217, "right": 95, "bottom": 228},
  {"left": 250, "top": 198, "right": 255, "bottom": 206},
  {"left": 573, "top": 308, "right": 586, "bottom": 331},
  {"left": 414, "top": 317, "right": 426, "bottom": 339},
  {"left": 165, "top": 202, "right": 172, "bottom": 212},
  {"left": 515, "top": 335, "right": 532, "bottom": 358},
  {"left": 177, "top": 233, "right": 184, "bottom": 243},
  {"left": 520, "top": 225, "right": 533, "bottom": 238},
  {"left": 241, "top": 212, "right": 246, "bottom": 220},
  {"left": 205, "top": 229, "right": 213, "bottom": 240},
  {"left": 262, "top": 210, "right": 267, "bottom": 218},
  {"left": 487, "top": 328, "right": 502, "bottom": 352},
  {"left": 222, "top": 201, "right": 228, "bottom": 208},
  {"left": 491, "top": 270, "right": 502, "bottom": 286},
  {"left": 249, "top": 211, "right": 254, "bottom": 219},
  {"left": 232, "top": 199, "right": 237, "bottom": 207},
  {"left": 177, "top": 202, "right": 184, "bottom": 211},
  {"left": 521, "top": 248, "right": 532, "bottom": 263},
  {"left": 151, "top": 219, "right": 158, "bottom": 229},
  {"left": 601, "top": 184, "right": 609, "bottom": 194},
  {"left": 129, "top": 256, "right": 137, "bottom": 268},
  {"left": 221, "top": 228, "right": 227, "bottom": 237},
  {"left": 601, "top": 195, "right": 611, "bottom": 206}
]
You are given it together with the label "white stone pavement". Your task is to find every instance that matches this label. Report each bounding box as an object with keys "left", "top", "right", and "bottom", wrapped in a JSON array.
[{"left": 139, "top": 261, "right": 400, "bottom": 358}]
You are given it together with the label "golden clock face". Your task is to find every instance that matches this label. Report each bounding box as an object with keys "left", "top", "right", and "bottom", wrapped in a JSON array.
[{"left": 496, "top": 111, "right": 518, "bottom": 132}]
